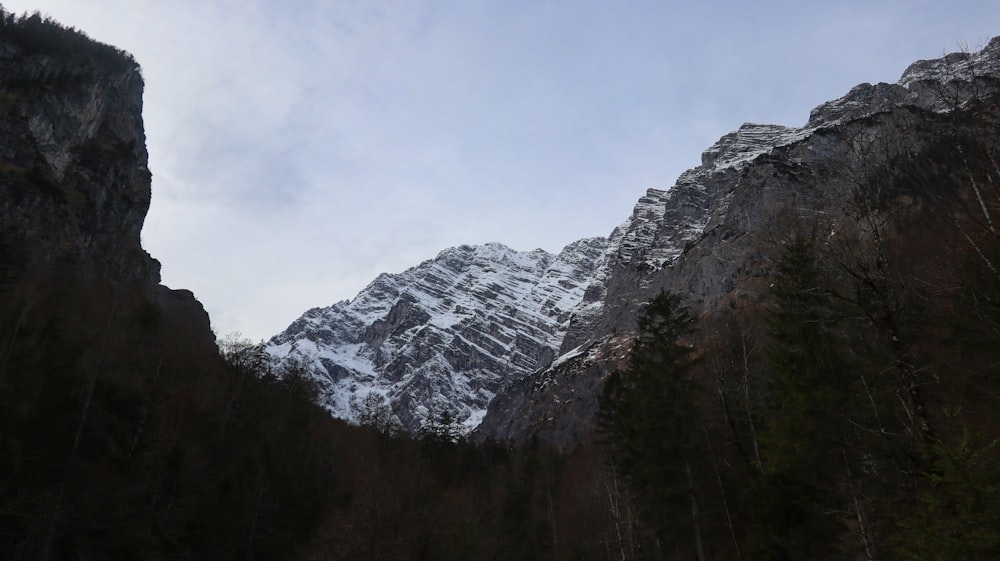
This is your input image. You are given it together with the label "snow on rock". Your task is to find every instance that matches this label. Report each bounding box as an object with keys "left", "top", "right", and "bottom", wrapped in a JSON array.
[
  {"left": 610, "top": 38, "right": 1000, "bottom": 275},
  {"left": 271, "top": 39, "right": 1000, "bottom": 438},
  {"left": 266, "top": 239, "right": 610, "bottom": 434},
  {"left": 476, "top": 36, "right": 1000, "bottom": 446}
]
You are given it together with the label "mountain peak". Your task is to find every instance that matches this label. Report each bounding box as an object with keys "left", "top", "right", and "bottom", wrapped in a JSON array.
[
  {"left": 270, "top": 37, "right": 1000, "bottom": 441},
  {"left": 267, "top": 238, "right": 610, "bottom": 433}
]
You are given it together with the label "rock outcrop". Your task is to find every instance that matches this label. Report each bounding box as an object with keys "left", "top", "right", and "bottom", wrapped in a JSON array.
[
  {"left": 475, "top": 37, "right": 1000, "bottom": 446},
  {"left": 267, "top": 239, "right": 611, "bottom": 432},
  {"left": 0, "top": 31, "right": 151, "bottom": 278},
  {"left": 273, "top": 38, "right": 1000, "bottom": 446},
  {"left": 0, "top": 15, "right": 218, "bottom": 371}
]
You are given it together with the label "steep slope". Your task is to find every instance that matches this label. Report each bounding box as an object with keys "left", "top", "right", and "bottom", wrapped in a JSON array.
[
  {"left": 0, "top": 13, "right": 321, "bottom": 559},
  {"left": 267, "top": 238, "right": 610, "bottom": 432},
  {"left": 272, "top": 38, "right": 1000, "bottom": 444},
  {"left": 476, "top": 37, "right": 1000, "bottom": 446},
  {"left": 0, "top": 13, "right": 218, "bottom": 354}
]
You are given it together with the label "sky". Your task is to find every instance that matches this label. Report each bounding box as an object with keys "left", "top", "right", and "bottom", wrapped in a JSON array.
[{"left": 3, "top": 1, "right": 999, "bottom": 340}]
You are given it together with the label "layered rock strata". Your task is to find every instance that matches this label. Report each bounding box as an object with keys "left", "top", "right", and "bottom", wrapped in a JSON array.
[{"left": 267, "top": 239, "right": 611, "bottom": 432}]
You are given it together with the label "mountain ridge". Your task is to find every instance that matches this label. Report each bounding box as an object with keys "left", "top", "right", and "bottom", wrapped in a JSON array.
[
  {"left": 270, "top": 37, "right": 1000, "bottom": 441},
  {"left": 477, "top": 36, "right": 1000, "bottom": 446},
  {"left": 267, "top": 237, "right": 611, "bottom": 432}
]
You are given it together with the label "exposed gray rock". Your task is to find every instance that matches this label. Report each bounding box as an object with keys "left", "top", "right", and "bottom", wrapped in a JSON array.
[
  {"left": 266, "top": 238, "right": 611, "bottom": 433},
  {"left": 0, "top": 28, "right": 217, "bottom": 360},
  {"left": 272, "top": 37, "right": 1000, "bottom": 447},
  {"left": 0, "top": 36, "right": 153, "bottom": 284},
  {"left": 477, "top": 36, "right": 1000, "bottom": 448}
]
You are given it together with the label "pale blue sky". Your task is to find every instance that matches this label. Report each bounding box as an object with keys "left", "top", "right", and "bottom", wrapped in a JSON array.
[{"left": 4, "top": 0, "right": 999, "bottom": 339}]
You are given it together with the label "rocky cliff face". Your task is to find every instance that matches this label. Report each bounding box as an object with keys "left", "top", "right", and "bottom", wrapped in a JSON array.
[
  {"left": 475, "top": 37, "right": 1000, "bottom": 446},
  {"left": 0, "top": 41, "right": 150, "bottom": 275},
  {"left": 267, "top": 239, "right": 611, "bottom": 432},
  {"left": 272, "top": 38, "right": 1000, "bottom": 444},
  {"left": 0, "top": 16, "right": 217, "bottom": 367}
]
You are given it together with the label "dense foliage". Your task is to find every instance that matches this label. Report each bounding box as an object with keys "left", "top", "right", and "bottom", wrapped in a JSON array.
[
  {"left": 0, "top": 259, "right": 617, "bottom": 559},
  {"left": 0, "top": 6, "right": 137, "bottom": 73},
  {"left": 0, "top": 270, "right": 642, "bottom": 560},
  {"left": 599, "top": 292, "right": 709, "bottom": 557}
]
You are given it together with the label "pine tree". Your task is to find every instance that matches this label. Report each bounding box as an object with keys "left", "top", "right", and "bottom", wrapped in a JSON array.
[
  {"left": 600, "top": 290, "right": 706, "bottom": 557},
  {"left": 751, "top": 237, "right": 852, "bottom": 561},
  {"left": 896, "top": 427, "right": 1000, "bottom": 561}
]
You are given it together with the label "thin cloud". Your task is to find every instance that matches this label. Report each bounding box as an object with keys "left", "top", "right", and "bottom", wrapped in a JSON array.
[{"left": 4, "top": 0, "right": 1000, "bottom": 339}]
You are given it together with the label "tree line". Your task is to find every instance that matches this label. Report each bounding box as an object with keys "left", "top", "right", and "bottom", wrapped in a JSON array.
[{"left": 0, "top": 6, "right": 138, "bottom": 74}]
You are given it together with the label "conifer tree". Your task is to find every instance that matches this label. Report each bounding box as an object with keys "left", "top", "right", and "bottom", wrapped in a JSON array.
[
  {"left": 752, "top": 236, "right": 853, "bottom": 561},
  {"left": 600, "top": 290, "right": 706, "bottom": 558},
  {"left": 896, "top": 427, "right": 1000, "bottom": 561}
]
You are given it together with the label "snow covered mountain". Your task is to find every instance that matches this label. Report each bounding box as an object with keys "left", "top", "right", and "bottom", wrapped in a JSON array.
[
  {"left": 266, "top": 238, "right": 610, "bottom": 433},
  {"left": 271, "top": 37, "right": 1000, "bottom": 441},
  {"left": 477, "top": 36, "right": 1000, "bottom": 446}
]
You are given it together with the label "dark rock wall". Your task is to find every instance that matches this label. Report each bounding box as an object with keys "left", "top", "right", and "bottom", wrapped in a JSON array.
[
  {"left": 478, "top": 38, "right": 1000, "bottom": 448},
  {"left": 0, "top": 26, "right": 218, "bottom": 366}
]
